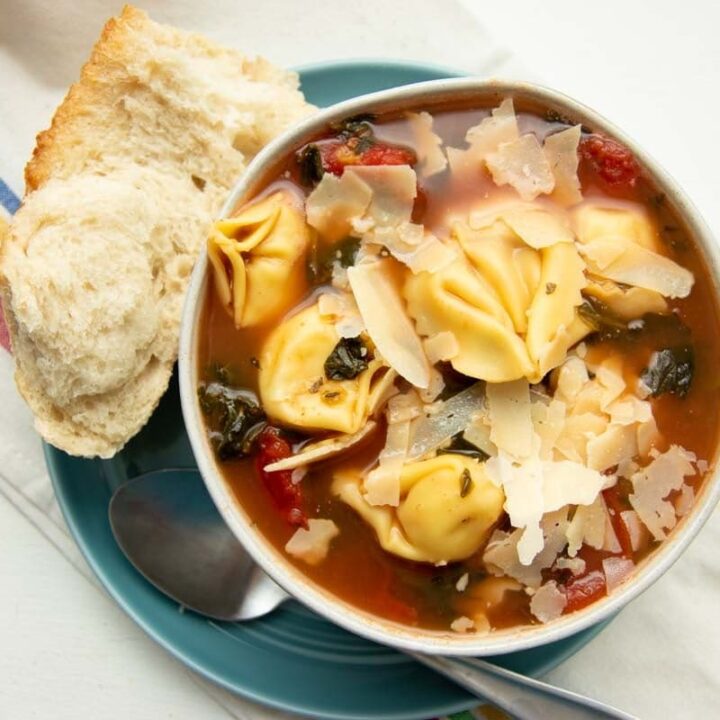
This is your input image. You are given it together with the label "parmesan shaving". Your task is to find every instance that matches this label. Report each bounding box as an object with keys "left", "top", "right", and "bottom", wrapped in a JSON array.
[
  {"left": 485, "top": 134, "right": 555, "bottom": 201},
  {"left": 620, "top": 509, "right": 645, "bottom": 552},
  {"left": 371, "top": 224, "right": 457, "bottom": 274},
  {"left": 423, "top": 331, "right": 460, "bottom": 365},
  {"left": 450, "top": 616, "right": 475, "bottom": 633},
  {"left": 305, "top": 171, "right": 372, "bottom": 241},
  {"left": 386, "top": 391, "right": 423, "bottom": 424},
  {"left": 456, "top": 573, "right": 470, "bottom": 592},
  {"left": 579, "top": 238, "right": 694, "bottom": 298},
  {"left": 264, "top": 421, "right": 378, "bottom": 472},
  {"left": 347, "top": 259, "right": 430, "bottom": 388},
  {"left": 629, "top": 445, "right": 697, "bottom": 540},
  {"left": 463, "top": 414, "right": 497, "bottom": 457},
  {"left": 502, "top": 207, "right": 574, "bottom": 249},
  {"left": 543, "top": 125, "right": 583, "bottom": 206},
  {"left": 674, "top": 483, "right": 695, "bottom": 517},
  {"left": 346, "top": 165, "right": 417, "bottom": 229},
  {"left": 418, "top": 367, "right": 446, "bottom": 403},
  {"left": 408, "top": 111, "right": 447, "bottom": 177},
  {"left": 554, "top": 556, "right": 586, "bottom": 576},
  {"left": 530, "top": 580, "right": 567, "bottom": 623},
  {"left": 285, "top": 519, "right": 339, "bottom": 565},
  {"left": 465, "top": 98, "right": 519, "bottom": 159},
  {"left": 487, "top": 379, "right": 533, "bottom": 460},
  {"left": 364, "top": 418, "right": 411, "bottom": 507},
  {"left": 566, "top": 495, "right": 607, "bottom": 556},
  {"left": 586, "top": 423, "right": 638, "bottom": 472}
]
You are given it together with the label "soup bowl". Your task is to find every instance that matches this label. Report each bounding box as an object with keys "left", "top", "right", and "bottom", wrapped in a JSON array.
[{"left": 178, "top": 78, "right": 720, "bottom": 656}]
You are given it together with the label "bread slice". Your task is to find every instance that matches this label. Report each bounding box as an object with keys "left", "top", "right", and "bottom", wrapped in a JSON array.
[{"left": 0, "top": 5, "right": 315, "bottom": 457}]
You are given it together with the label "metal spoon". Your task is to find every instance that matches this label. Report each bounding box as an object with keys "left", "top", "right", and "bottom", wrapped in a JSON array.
[{"left": 109, "top": 468, "right": 636, "bottom": 720}]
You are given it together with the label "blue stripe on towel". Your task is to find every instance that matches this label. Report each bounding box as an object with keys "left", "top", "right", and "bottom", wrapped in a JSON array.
[{"left": 0, "top": 178, "right": 20, "bottom": 214}]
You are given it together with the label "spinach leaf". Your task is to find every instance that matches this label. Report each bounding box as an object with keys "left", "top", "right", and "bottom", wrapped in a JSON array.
[
  {"left": 198, "top": 368, "right": 266, "bottom": 460},
  {"left": 641, "top": 346, "right": 694, "bottom": 398},
  {"left": 437, "top": 433, "right": 489, "bottom": 461},
  {"left": 324, "top": 337, "right": 372, "bottom": 380},
  {"left": 459, "top": 468, "right": 474, "bottom": 497},
  {"left": 577, "top": 296, "right": 631, "bottom": 342},
  {"left": 307, "top": 236, "right": 361, "bottom": 284}
]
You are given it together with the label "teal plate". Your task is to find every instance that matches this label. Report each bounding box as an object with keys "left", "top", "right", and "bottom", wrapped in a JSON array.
[{"left": 47, "top": 60, "right": 610, "bottom": 720}]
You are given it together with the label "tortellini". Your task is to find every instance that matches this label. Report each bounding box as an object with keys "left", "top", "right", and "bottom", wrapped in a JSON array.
[
  {"left": 208, "top": 191, "right": 311, "bottom": 328},
  {"left": 333, "top": 454, "right": 505, "bottom": 564},
  {"left": 404, "top": 220, "right": 590, "bottom": 384},
  {"left": 259, "top": 302, "right": 394, "bottom": 434}
]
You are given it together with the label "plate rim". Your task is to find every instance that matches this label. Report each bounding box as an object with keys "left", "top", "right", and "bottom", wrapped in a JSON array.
[{"left": 44, "top": 57, "right": 612, "bottom": 720}]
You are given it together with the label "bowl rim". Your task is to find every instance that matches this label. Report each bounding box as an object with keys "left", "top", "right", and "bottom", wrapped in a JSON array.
[{"left": 179, "top": 77, "right": 720, "bottom": 656}]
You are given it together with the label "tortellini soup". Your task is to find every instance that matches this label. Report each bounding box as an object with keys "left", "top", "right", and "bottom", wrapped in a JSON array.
[{"left": 197, "top": 98, "right": 720, "bottom": 633}]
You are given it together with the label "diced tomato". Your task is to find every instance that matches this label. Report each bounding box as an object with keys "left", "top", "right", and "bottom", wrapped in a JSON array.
[
  {"left": 317, "top": 137, "right": 417, "bottom": 176},
  {"left": 563, "top": 570, "right": 607, "bottom": 614},
  {"left": 602, "top": 487, "right": 634, "bottom": 557},
  {"left": 255, "top": 426, "right": 307, "bottom": 528},
  {"left": 579, "top": 133, "right": 640, "bottom": 186}
]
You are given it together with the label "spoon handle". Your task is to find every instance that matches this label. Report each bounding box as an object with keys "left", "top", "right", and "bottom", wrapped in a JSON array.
[{"left": 408, "top": 653, "right": 637, "bottom": 720}]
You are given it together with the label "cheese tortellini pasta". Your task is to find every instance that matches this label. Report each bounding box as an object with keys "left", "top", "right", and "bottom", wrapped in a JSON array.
[
  {"left": 258, "top": 302, "right": 394, "bottom": 434},
  {"left": 208, "top": 191, "right": 312, "bottom": 328},
  {"left": 333, "top": 454, "right": 505, "bottom": 564},
  {"left": 404, "top": 218, "right": 590, "bottom": 384}
]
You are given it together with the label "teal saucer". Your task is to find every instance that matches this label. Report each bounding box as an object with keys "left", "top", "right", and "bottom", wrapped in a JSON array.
[{"left": 47, "top": 61, "right": 610, "bottom": 720}]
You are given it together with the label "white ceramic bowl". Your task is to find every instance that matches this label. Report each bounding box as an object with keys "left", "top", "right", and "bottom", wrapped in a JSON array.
[{"left": 179, "top": 78, "right": 720, "bottom": 656}]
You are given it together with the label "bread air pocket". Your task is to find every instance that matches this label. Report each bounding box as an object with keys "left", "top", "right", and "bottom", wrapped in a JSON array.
[
  {"left": 333, "top": 454, "right": 505, "bottom": 564},
  {"left": 258, "top": 302, "right": 395, "bottom": 434},
  {"left": 208, "top": 191, "right": 312, "bottom": 328}
]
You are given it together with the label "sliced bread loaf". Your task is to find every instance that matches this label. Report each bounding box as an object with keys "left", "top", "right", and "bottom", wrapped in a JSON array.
[{"left": 0, "top": 5, "right": 315, "bottom": 457}]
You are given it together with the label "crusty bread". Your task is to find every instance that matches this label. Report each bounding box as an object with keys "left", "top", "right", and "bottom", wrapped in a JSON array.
[{"left": 0, "top": 5, "right": 315, "bottom": 457}]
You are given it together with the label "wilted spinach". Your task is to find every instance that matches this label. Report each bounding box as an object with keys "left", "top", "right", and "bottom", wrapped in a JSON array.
[
  {"left": 324, "top": 337, "right": 372, "bottom": 380},
  {"left": 198, "top": 366, "right": 266, "bottom": 460},
  {"left": 307, "top": 236, "right": 361, "bottom": 284},
  {"left": 641, "top": 346, "right": 694, "bottom": 398}
]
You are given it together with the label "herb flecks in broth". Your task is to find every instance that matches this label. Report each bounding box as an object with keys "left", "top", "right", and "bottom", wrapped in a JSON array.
[{"left": 198, "top": 96, "right": 719, "bottom": 634}]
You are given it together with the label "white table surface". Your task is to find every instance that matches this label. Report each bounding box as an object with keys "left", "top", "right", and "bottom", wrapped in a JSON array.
[{"left": 2, "top": 2, "right": 720, "bottom": 718}]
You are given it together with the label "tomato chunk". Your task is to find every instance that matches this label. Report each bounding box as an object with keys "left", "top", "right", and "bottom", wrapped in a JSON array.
[
  {"left": 579, "top": 133, "right": 640, "bottom": 186},
  {"left": 255, "top": 426, "right": 307, "bottom": 528},
  {"left": 317, "top": 137, "right": 416, "bottom": 176},
  {"left": 563, "top": 570, "right": 607, "bottom": 614}
]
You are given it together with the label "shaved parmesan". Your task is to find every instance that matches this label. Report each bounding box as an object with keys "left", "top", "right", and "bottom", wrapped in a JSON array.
[
  {"left": 465, "top": 98, "right": 519, "bottom": 159},
  {"left": 483, "top": 509, "right": 569, "bottom": 587},
  {"left": 530, "top": 580, "right": 567, "bottom": 622},
  {"left": 637, "top": 415, "right": 662, "bottom": 457},
  {"left": 386, "top": 391, "right": 423, "bottom": 424},
  {"left": 502, "top": 207, "right": 574, "bottom": 248},
  {"left": 555, "top": 356, "right": 589, "bottom": 403},
  {"left": 532, "top": 398, "right": 566, "bottom": 460},
  {"left": 486, "top": 134, "right": 555, "bottom": 201},
  {"left": 487, "top": 379, "right": 533, "bottom": 460},
  {"left": 418, "top": 367, "right": 446, "bottom": 403},
  {"left": 346, "top": 165, "right": 417, "bottom": 229},
  {"left": 423, "top": 331, "right": 460, "bottom": 364},
  {"left": 371, "top": 224, "right": 457, "bottom": 274},
  {"left": 290, "top": 467, "right": 307, "bottom": 485},
  {"left": 602, "top": 556, "right": 634, "bottom": 593},
  {"left": 608, "top": 397, "right": 653, "bottom": 426},
  {"left": 586, "top": 423, "right": 638, "bottom": 472},
  {"left": 620, "top": 509, "right": 645, "bottom": 552},
  {"left": 630, "top": 445, "right": 697, "bottom": 540},
  {"left": 317, "top": 291, "right": 364, "bottom": 338},
  {"left": 348, "top": 259, "right": 430, "bottom": 388},
  {"left": 674, "top": 483, "right": 695, "bottom": 517},
  {"left": 463, "top": 414, "right": 497, "bottom": 457},
  {"left": 408, "top": 111, "right": 447, "bottom": 177},
  {"left": 579, "top": 238, "right": 694, "bottom": 298},
  {"left": 264, "top": 422, "right": 378, "bottom": 472},
  {"left": 456, "top": 573, "right": 470, "bottom": 592},
  {"left": 554, "top": 556, "right": 586, "bottom": 576},
  {"left": 450, "top": 616, "right": 475, "bottom": 633},
  {"left": 543, "top": 125, "right": 582, "bottom": 206},
  {"left": 285, "top": 519, "right": 339, "bottom": 565},
  {"left": 602, "top": 511, "right": 622, "bottom": 553},
  {"left": 407, "top": 382, "right": 485, "bottom": 460},
  {"left": 541, "top": 460, "right": 605, "bottom": 511},
  {"left": 364, "top": 418, "right": 411, "bottom": 506},
  {"left": 567, "top": 496, "right": 607, "bottom": 556},
  {"left": 306, "top": 171, "right": 372, "bottom": 241},
  {"left": 595, "top": 359, "right": 626, "bottom": 410}
]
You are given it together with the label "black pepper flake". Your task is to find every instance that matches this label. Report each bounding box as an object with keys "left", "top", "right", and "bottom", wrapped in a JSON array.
[
  {"left": 545, "top": 282, "right": 557, "bottom": 295},
  {"left": 309, "top": 378, "right": 323, "bottom": 394},
  {"left": 249, "top": 356, "right": 260, "bottom": 369},
  {"left": 459, "top": 468, "right": 474, "bottom": 498}
]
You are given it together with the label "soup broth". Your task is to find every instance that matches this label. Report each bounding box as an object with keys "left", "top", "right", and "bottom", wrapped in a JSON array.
[{"left": 198, "top": 99, "right": 720, "bottom": 633}]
